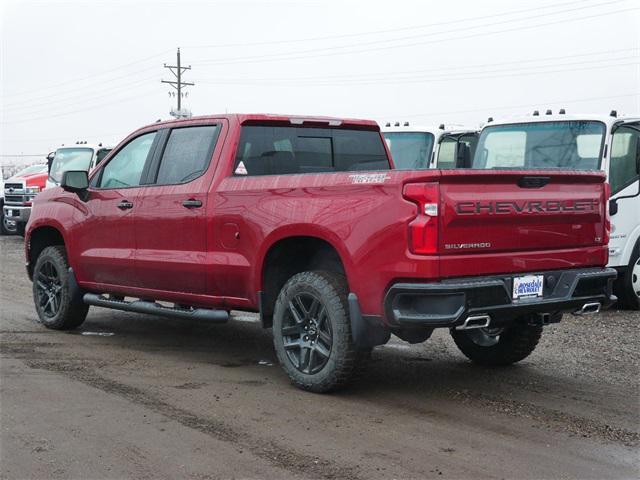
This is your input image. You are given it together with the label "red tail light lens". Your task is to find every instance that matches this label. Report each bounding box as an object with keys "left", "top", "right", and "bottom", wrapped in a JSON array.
[{"left": 403, "top": 182, "right": 440, "bottom": 255}]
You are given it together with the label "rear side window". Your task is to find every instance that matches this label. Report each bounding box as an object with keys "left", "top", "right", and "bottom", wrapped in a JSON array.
[
  {"left": 155, "top": 125, "right": 220, "bottom": 184},
  {"left": 234, "top": 126, "right": 389, "bottom": 176}
]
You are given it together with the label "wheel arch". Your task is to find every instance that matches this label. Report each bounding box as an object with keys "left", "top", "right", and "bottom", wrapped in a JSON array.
[
  {"left": 27, "top": 223, "right": 67, "bottom": 280},
  {"left": 257, "top": 227, "right": 352, "bottom": 327}
]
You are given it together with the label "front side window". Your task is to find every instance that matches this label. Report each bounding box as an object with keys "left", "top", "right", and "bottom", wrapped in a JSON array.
[
  {"left": 472, "top": 121, "right": 605, "bottom": 170},
  {"left": 49, "top": 148, "right": 94, "bottom": 183},
  {"left": 155, "top": 125, "right": 221, "bottom": 184},
  {"left": 234, "top": 126, "right": 389, "bottom": 176},
  {"left": 610, "top": 125, "right": 640, "bottom": 195},
  {"left": 383, "top": 132, "right": 434, "bottom": 170},
  {"left": 98, "top": 132, "right": 157, "bottom": 188}
]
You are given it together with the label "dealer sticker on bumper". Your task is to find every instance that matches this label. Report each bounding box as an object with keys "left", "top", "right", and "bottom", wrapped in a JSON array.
[{"left": 513, "top": 275, "right": 544, "bottom": 299}]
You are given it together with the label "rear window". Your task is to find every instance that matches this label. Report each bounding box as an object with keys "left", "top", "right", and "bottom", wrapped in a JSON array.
[{"left": 233, "top": 126, "right": 389, "bottom": 176}]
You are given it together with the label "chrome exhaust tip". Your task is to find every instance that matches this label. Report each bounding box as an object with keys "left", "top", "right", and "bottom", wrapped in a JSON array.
[
  {"left": 456, "top": 314, "right": 491, "bottom": 330},
  {"left": 573, "top": 302, "right": 601, "bottom": 316}
]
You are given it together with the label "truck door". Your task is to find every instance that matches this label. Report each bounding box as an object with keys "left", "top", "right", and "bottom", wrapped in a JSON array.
[
  {"left": 134, "top": 123, "right": 223, "bottom": 295},
  {"left": 608, "top": 123, "right": 640, "bottom": 268},
  {"left": 73, "top": 131, "right": 158, "bottom": 287}
]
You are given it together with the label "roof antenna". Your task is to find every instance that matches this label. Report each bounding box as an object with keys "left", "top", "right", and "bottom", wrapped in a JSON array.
[
  {"left": 610, "top": 110, "right": 617, "bottom": 117},
  {"left": 533, "top": 110, "right": 539, "bottom": 116}
]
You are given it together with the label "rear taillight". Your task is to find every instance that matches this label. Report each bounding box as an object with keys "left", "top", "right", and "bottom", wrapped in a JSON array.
[{"left": 403, "top": 182, "right": 440, "bottom": 255}]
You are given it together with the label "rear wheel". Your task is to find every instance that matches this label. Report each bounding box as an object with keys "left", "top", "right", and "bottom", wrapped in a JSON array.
[
  {"left": 33, "top": 245, "right": 89, "bottom": 330},
  {"left": 451, "top": 319, "right": 543, "bottom": 366},
  {"left": 16, "top": 222, "right": 26, "bottom": 237},
  {"left": 272, "top": 271, "right": 370, "bottom": 393}
]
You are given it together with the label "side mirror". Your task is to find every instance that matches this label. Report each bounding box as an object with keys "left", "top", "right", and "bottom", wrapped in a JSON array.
[
  {"left": 61, "top": 170, "right": 89, "bottom": 193},
  {"left": 609, "top": 199, "right": 618, "bottom": 216},
  {"left": 46, "top": 152, "right": 55, "bottom": 173},
  {"left": 456, "top": 143, "right": 471, "bottom": 168}
]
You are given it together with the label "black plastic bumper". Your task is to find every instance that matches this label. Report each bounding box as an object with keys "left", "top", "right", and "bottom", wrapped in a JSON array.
[{"left": 384, "top": 267, "right": 617, "bottom": 329}]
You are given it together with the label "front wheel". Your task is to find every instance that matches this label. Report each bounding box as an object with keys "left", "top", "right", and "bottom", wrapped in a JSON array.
[
  {"left": 33, "top": 245, "right": 89, "bottom": 330},
  {"left": 272, "top": 271, "right": 370, "bottom": 393},
  {"left": 1, "top": 212, "right": 16, "bottom": 235},
  {"left": 620, "top": 245, "right": 640, "bottom": 310},
  {"left": 451, "top": 319, "right": 543, "bottom": 366}
]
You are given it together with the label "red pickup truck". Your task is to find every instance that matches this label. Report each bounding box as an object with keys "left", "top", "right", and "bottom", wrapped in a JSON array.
[{"left": 26, "top": 114, "right": 616, "bottom": 392}]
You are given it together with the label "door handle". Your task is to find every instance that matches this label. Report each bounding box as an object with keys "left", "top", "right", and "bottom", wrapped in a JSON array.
[
  {"left": 117, "top": 200, "right": 134, "bottom": 210},
  {"left": 182, "top": 199, "right": 202, "bottom": 208}
]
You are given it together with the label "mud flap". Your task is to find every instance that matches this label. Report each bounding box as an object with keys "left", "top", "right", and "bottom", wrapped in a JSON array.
[
  {"left": 348, "top": 293, "right": 390, "bottom": 350},
  {"left": 67, "top": 268, "right": 85, "bottom": 305}
]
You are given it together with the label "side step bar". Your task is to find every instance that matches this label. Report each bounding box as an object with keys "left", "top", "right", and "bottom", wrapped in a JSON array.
[{"left": 83, "top": 293, "right": 229, "bottom": 322}]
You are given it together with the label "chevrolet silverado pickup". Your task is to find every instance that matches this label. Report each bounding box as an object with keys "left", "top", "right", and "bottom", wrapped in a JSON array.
[{"left": 25, "top": 114, "right": 616, "bottom": 392}]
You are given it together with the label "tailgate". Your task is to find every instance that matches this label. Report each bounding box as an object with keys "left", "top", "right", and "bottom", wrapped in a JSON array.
[{"left": 438, "top": 170, "right": 608, "bottom": 254}]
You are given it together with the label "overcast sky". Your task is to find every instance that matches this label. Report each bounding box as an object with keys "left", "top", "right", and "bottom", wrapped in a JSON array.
[{"left": 1, "top": 0, "right": 639, "bottom": 163}]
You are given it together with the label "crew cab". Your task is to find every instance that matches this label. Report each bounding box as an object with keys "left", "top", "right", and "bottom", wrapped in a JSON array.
[
  {"left": 382, "top": 122, "right": 478, "bottom": 169},
  {"left": 3, "top": 163, "right": 48, "bottom": 236},
  {"left": 26, "top": 114, "right": 616, "bottom": 392},
  {"left": 473, "top": 111, "right": 639, "bottom": 309}
]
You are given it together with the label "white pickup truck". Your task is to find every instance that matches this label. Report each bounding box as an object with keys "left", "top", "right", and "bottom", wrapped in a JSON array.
[
  {"left": 382, "top": 122, "right": 478, "bottom": 170},
  {"left": 472, "top": 111, "right": 640, "bottom": 309}
]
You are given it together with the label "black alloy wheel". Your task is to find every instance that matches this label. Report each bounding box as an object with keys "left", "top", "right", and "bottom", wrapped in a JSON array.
[
  {"left": 282, "top": 292, "right": 333, "bottom": 374},
  {"left": 35, "top": 260, "right": 63, "bottom": 319}
]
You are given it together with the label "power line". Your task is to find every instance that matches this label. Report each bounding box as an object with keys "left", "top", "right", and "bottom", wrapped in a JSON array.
[
  {"left": 1, "top": 91, "right": 160, "bottom": 125},
  {"left": 3, "top": 75, "right": 160, "bottom": 113},
  {"left": 184, "top": 0, "right": 607, "bottom": 49},
  {"left": 2, "top": 66, "right": 160, "bottom": 109},
  {"left": 195, "top": 53, "right": 639, "bottom": 85},
  {"left": 387, "top": 93, "right": 640, "bottom": 120},
  {"left": 195, "top": 59, "right": 638, "bottom": 87},
  {"left": 192, "top": 3, "right": 637, "bottom": 67},
  {"left": 1, "top": 50, "right": 170, "bottom": 100}
]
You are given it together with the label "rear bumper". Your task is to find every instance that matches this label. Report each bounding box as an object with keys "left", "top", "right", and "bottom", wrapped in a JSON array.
[
  {"left": 384, "top": 267, "right": 617, "bottom": 329},
  {"left": 3, "top": 205, "right": 31, "bottom": 224}
]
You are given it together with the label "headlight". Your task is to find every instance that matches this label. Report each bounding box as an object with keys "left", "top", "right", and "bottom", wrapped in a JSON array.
[{"left": 25, "top": 186, "right": 41, "bottom": 194}]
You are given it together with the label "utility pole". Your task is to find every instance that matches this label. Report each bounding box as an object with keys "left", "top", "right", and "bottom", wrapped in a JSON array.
[{"left": 162, "top": 48, "right": 194, "bottom": 118}]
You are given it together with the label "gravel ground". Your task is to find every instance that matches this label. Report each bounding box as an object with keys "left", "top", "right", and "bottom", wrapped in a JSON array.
[{"left": 1, "top": 234, "right": 639, "bottom": 479}]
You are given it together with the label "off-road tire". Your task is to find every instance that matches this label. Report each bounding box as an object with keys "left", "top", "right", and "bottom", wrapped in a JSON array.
[
  {"left": 273, "top": 271, "right": 370, "bottom": 393},
  {"left": 451, "top": 320, "right": 543, "bottom": 366},
  {"left": 620, "top": 244, "right": 639, "bottom": 310},
  {"left": 33, "top": 245, "right": 89, "bottom": 330}
]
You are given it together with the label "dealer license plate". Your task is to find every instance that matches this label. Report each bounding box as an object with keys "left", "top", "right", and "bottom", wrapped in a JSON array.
[{"left": 513, "top": 275, "right": 544, "bottom": 299}]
